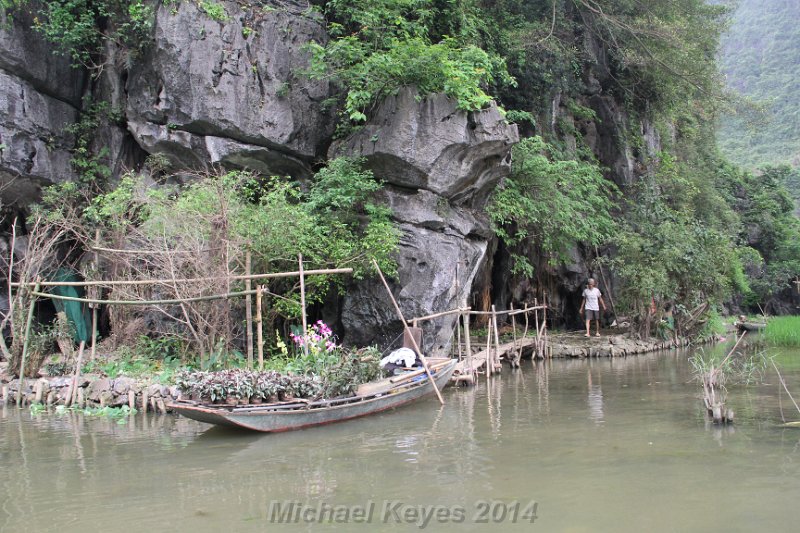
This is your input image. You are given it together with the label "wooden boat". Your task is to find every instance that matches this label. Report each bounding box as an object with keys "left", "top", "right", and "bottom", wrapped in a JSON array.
[{"left": 169, "top": 358, "right": 457, "bottom": 432}]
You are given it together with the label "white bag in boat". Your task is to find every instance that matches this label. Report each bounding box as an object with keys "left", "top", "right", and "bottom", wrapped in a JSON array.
[{"left": 380, "top": 347, "right": 417, "bottom": 368}]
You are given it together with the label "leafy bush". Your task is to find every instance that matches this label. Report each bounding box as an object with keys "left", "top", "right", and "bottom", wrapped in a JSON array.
[
  {"left": 488, "top": 136, "right": 618, "bottom": 276},
  {"left": 26, "top": 0, "right": 154, "bottom": 68},
  {"left": 306, "top": 0, "right": 513, "bottom": 126},
  {"left": 83, "top": 163, "right": 398, "bottom": 365}
]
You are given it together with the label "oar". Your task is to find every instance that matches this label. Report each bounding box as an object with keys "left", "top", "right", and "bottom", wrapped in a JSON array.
[{"left": 372, "top": 260, "right": 445, "bottom": 405}]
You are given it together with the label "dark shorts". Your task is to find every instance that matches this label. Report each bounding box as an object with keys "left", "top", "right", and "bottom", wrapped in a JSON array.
[{"left": 585, "top": 309, "right": 600, "bottom": 320}]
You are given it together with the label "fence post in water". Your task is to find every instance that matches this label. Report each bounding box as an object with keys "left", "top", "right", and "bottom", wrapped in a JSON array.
[
  {"left": 455, "top": 311, "right": 463, "bottom": 361},
  {"left": 543, "top": 291, "right": 550, "bottom": 358},
  {"left": 17, "top": 281, "right": 40, "bottom": 406},
  {"left": 256, "top": 284, "right": 264, "bottom": 370},
  {"left": 534, "top": 298, "right": 541, "bottom": 358},
  {"left": 68, "top": 341, "right": 86, "bottom": 407},
  {"left": 463, "top": 311, "right": 473, "bottom": 381},
  {"left": 492, "top": 305, "right": 502, "bottom": 372},
  {"left": 510, "top": 303, "right": 519, "bottom": 368},
  {"left": 245, "top": 249, "right": 254, "bottom": 369},
  {"left": 485, "top": 316, "right": 493, "bottom": 375}
]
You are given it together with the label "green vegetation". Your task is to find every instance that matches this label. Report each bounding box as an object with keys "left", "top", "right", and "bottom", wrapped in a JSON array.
[
  {"left": 722, "top": 164, "right": 800, "bottom": 307},
  {"left": 306, "top": 0, "right": 513, "bottom": 126},
  {"left": 197, "top": 0, "right": 227, "bottom": 22},
  {"left": 82, "top": 159, "right": 398, "bottom": 364},
  {"left": 488, "top": 136, "right": 618, "bottom": 277},
  {"left": 764, "top": 317, "right": 800, "bottom": 347},
  {"left": 14, "top": 0, "right": 154, "bottom": 68},
  {"left": 718, "top": 0, "right": 800, "bottom": 168},
  {"left": 610, "top": 149, "right": 747, "bottom": 335}
]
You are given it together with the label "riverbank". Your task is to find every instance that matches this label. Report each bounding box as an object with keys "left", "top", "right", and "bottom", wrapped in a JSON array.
[
  {"left": 1, "top": 372, "right": 180, "bottom": 412},
  {"left": 0, "top": 330, "right": 703, "bottom": 409}
]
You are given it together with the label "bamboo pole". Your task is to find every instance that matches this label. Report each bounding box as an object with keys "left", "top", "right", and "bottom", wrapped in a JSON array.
[
  {"left": 90, "top": 229, "right": 100, "bottom": 361},
  {"left": 456, "top": 309, "right": 463, "bottom": 361},
  {"left": 407, "top": 307, "right": 471, "bottom": 323},
  {"left": 485, "top": 317, "right": 493, "bottom": 375},
  {"left": 371, "top": 259, "right": 444, "bottom": 405},
  {"left": 245, "top": 250, "right": 253, "bottom": 369},
  {"left": 31, "top": 287, "right": 268, "bottom": 306},
  {"left": 298, "top": 254, "right": 309, "bottom": 358},
  {"left": 463, "top": 311, "right": 473, "bottom": 380},
  {"left": 543, "top": 291, "right": 550, "bottom": 358},
  {"left": 510, "top": 303, "right": 519, "bottom": 367},
  {"left": 256, "top": 284, "right": 264, "bottom": 370},
  {"left": 469, "top": 308, "right": 544, "bottom": 316},
  {"left": 90, "top": 245, "right": 222, "bottom": 255},
  {"left": 68, "top": 341, "right": 86, "bottom": 407},
  {"left": 534, "top": 297, "right": 541, "bottom": 358},
  {"left": 16, "top": 281, "right": 40, "bottom": 406},
  {"left": 12, "top": 267, "right": 354, "bottom": 288},
  {"left": 491, "top": 305, "right": 502, "bottom": 372}
]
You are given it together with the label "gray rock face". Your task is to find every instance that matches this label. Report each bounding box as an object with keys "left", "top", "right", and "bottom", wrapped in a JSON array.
[
  {"left": 0, "top": 7, "right": 83, "bottom": 204},
  {"left": 336, "top": 90, "right": 518, "bottom": 354},
  {"left": 0, "top": 69, "right": 79, "bottom": 202},
  {"left": 0, "top": 7, "right": 86, "bottom": 107},
  {"left": 126, "top": 1, "right": 334, "bottom": 177},
  {"left": 331, "top": 88, "right": 518, "bottom": 205}
]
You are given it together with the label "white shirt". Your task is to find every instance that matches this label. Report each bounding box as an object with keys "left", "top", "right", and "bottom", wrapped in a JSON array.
[{"left": 583, "top": 287, "right": 602, "bottom": 311}]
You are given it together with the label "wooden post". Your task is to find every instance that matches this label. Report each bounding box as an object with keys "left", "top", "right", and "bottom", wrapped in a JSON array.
[
  {"left": 372, "top": 260, "right": 444, "bottom": 405},
  {"left": 463, "top": 311, "right": 473, "bottom": 379},
  {"left": 534, "top": 298, "right": 541, "bottom": 358},
  {"left": 543, "top": 291, "right": 549, "bottom": 358},
  {"left": 510, "top": 303, "right": 519, "bottom": 367},
  {"left": 456, "top": 310, "right": 463, "bottom": 361},
  {"left": 485, "top": 316, "right": 493, "bottom": 375},
  {"left": 298, "top": 254, "right": 309, "bottom": 358},
  {"left": 90, "top": 229, "right": 100, "bottom": 361},
  {"left": 256, "top": 284, "right": 264, "bottom": 370},
  {"left": 68, "top": 341, "right": 86, "bottom": 407},
  {"left": 491, "top": 305, "right": 502, "bottom": 372},
  {"left": 16, "top": 281, "right": 40, "bottom": 406},
  {"left": 245, "top": 249, "right": 254, "bottom": 369}
]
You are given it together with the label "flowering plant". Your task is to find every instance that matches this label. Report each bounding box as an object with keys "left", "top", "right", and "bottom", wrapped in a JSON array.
[{"left": 289, "top": 320, "right": 339, "bottom": 355}]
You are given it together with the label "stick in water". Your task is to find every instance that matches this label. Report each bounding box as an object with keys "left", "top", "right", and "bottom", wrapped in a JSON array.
[{"left": 371, "top": 259, "right": 444, "bottom": 405}]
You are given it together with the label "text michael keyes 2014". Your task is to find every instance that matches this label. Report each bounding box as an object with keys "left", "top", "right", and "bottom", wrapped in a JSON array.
[{"left": 267, "top": 499, "right": 538, "bottom": 528}]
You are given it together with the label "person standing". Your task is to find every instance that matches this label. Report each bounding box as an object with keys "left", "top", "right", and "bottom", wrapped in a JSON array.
[{"left": 579, "top": 278, "right": 607, "bottom": 337}]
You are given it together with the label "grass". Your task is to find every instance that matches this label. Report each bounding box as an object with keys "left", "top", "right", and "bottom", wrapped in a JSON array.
[{"left": 764, "top": 316, "right": 800, "bottom": 347}]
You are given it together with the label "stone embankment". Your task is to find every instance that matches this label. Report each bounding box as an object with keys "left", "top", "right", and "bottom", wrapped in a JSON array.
[
  {"left": 548, "top": 332, "right": 692, "bottom": 358},
  {"left": 1, "top": 374, "right": 179, "bottom": 412}
]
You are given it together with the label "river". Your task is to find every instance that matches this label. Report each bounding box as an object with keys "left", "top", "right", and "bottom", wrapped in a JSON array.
[{"left": 2, "top": 344, "right": 800, "bottom": 532}]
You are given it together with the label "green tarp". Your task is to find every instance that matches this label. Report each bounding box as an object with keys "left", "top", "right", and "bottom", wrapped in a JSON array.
[{"left": 48, "top": 268, "right": 91, "bottom": 343}]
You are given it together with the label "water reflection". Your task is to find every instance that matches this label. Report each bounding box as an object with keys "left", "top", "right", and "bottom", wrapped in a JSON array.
[
  {"left": 587, "top": 369, "right": 605, "bottom": 424},
  {"left": 2, "top": 348, "right": 800, "bottom": 532}
]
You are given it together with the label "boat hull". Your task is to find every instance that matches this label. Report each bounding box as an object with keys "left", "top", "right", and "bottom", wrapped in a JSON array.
[{"left": 170, "top": 360, "right": 456, "bottom": 432}]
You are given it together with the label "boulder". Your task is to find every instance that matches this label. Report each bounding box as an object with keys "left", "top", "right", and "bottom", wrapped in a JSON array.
[{"left": 126, "top": 1, "right": 334, "bottom": 177}]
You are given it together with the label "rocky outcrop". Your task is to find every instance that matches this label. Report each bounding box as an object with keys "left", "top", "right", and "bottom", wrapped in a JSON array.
[
  {"left": 0, "top": 7, "right": 84, "bottom": 205},
  {"left": 330, "top": 88, "right": 516, "bottom": 205},
  {"left": 126, "top": 1, "right": 334, "bottom": 178},
  {"left": 335, "top": 89, "right": 518, "bottom": 353}
]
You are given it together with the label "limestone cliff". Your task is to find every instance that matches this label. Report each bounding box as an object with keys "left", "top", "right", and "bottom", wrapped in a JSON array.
[{"left": 0, "top": 1, "right": 667, "bottom": 352}]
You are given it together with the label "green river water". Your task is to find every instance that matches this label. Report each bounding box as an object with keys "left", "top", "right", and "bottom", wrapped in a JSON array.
[{"left": 2, "top": 345, "right": 800, "bottom": 532}]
